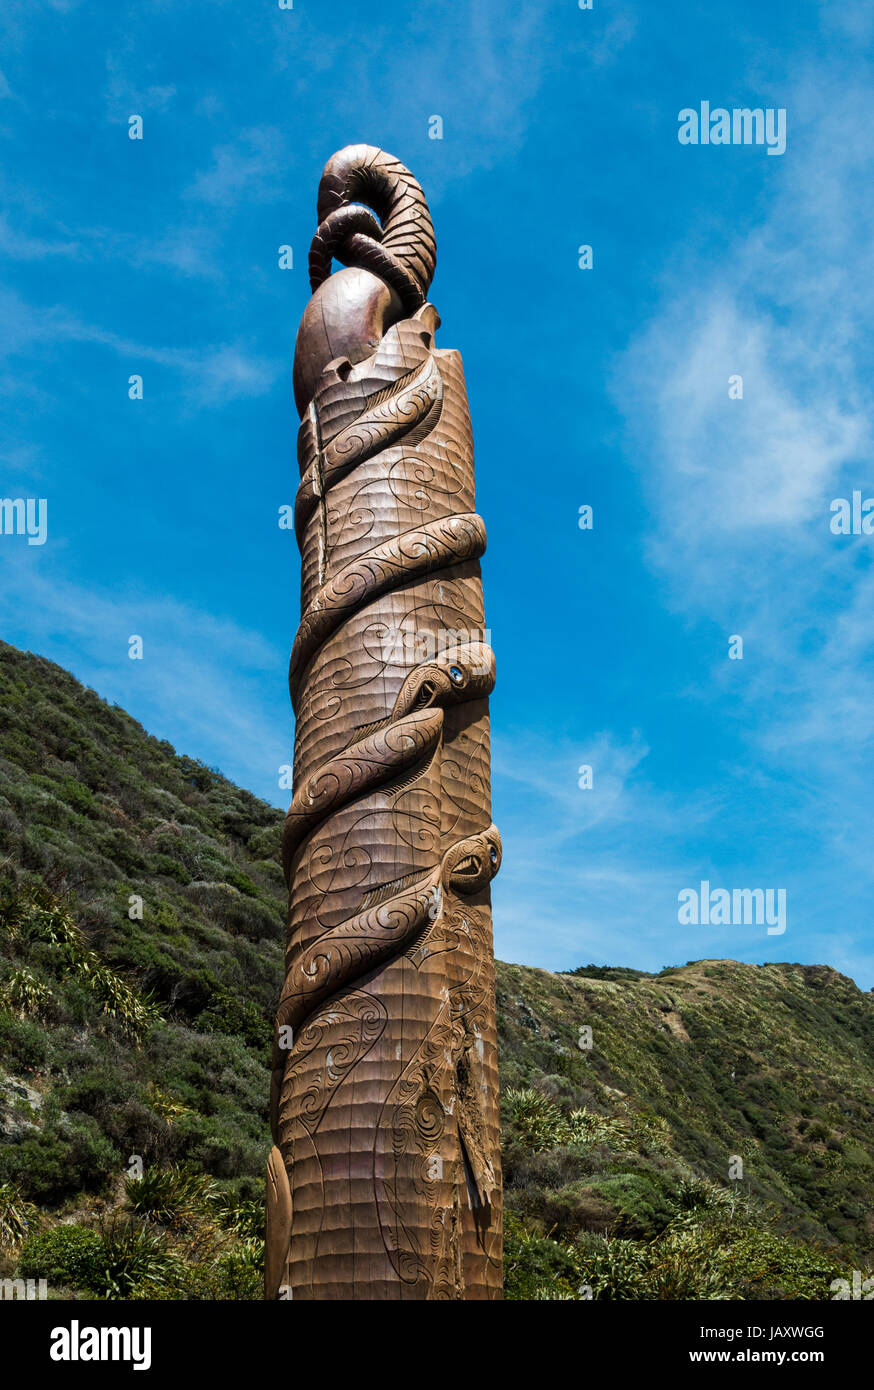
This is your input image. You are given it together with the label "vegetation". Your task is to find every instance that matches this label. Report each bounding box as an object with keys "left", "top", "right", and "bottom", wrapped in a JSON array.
[
  {"left": 15, "top": 1210, "right": 261, "bottom": 1300},
  {"left": 0, "top": 641, "right": 872, "bottom": 1298},
  {"left": 499, "top": 960, "right": 874, "bottom": 1297},
  {"left": 0, "top": 1179, "right": 40, "bottom": 1248},
  {"left": 124, "top": 1166, "right": 219, "bottom": 1228}
]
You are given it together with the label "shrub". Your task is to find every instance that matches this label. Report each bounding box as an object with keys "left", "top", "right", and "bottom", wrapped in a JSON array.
[
  {"left": 18, "top": 1225, "right": 103, "bottom": 1290},
  {"left": 589, "top": 1172, "right": 677, "bottom": 1238},
  {"left": 674, "top": 1176, "right": 734, "bottom": 1213},
  {"left": 0, "top": 967, "right": 54, "bottom": 1018},
  {"left": 88, "top": 1215, "right": 182, "bottom": 1297},
  {"left": 503, "top": 1087, "right": 568, "bottom": 1152},
  {"left": 641, "top": 1236, "right": 736, "bottom": 1300},
  {"left": 507, "top": 1178, "right": 619, "bottom": 1241},
  {"left": 0, "top": 1011, "right": 47, "bottom": 1069},
  {"left": 151, "top": 855, "right": 190, "bottom": 884},
  {"left": 195, "top": 989, "right": 272, "bottom": 1052},
  {"left": 125, "top": 1166, "right": 218, "bottom": 1228},
  {"left": 128, "top": 1240, "right": 262, "bottom": 1301},
  {"left": 566, "top": 1108, "right": 627, "bottom": 1148},
  {"left": 76, "top": 959, "right": 162, "bottom": 1042},
  {"left": 503, "top": 1214, "right": 580, "bottom": 1300},
  {"left": 2, "top": 882, "right": 161, "bottom": 1041},
  {"left": 686, "top": 1217, "right": 848, "bottom": 1299},
  {"left": 145, "top": 1083, "right": 191, "bottom": 1126},
  {"left": 0, "top": 1115, "right": 120, "bottom": 1202},
  {"left": 0, "top": 1182, "right": 40, "bottom": 1248},
  {"left": 58, "top": 778, "right": 94, "bottom": 815},
  {"left": 212, "top": 1192, "right": 265, "bottom": 1240},
  {"left": 225, "top": 870, "right": 258, "bottom": 898},
  {"left": 503, "top": 1090, "right": 633, "bottom": 1157},
  {"left": 247, "top": 825, "right": 280, "bottom": 861},
  {"left": 576, "top": 1236, "right": 651, "bottom": 1299}
]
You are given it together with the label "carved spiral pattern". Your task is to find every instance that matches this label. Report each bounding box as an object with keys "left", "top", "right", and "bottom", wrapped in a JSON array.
[
  {"left": 308, "top": 144, "right": 436, "bottom": 309},
  {"left": 267, "top": 146, "right": 502, "bottom": 1302}
]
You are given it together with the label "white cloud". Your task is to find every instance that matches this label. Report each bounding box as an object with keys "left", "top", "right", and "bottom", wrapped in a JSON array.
[
  {"left": 185, "top": 126, "right": 286, "bottom": 206},
  {"left": 0, "top": 553, "right": 289, "bottom": 806},
  {"left": 494, "top": 728, "right": 650, "bottom": 835},
  {"left": 614, "top": 63, "right": 874, "bottom": 897},
  {"left": 490, "top": 729, "right": 731, "bottom": 972},
  {"left": 0, "top": 286, "right": 282, "bottom": 404},
  {"left": 103, "top": 42, "right": 177, "bottom": 121},
  {"left": 0, "top": 215, "right": 82, "bottom": 260},
  {"left": 267, "top": 6, "right": 635, "bottom": 195}
]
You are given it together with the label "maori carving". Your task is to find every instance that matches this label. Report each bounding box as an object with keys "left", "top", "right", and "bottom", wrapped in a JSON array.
[{"left": 266, "top": 145, "right": 502, "bottom": 1300}]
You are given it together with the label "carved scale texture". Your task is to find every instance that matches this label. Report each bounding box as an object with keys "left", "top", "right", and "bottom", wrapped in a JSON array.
[{"left": 266, "top": 146, "right": 502, "bottom": 1301}]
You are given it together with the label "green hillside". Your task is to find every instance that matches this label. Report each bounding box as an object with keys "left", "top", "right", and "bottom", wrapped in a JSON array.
[
  {"left": 0, "top": 641, "right": 871, "bottom": 1299},
  {"left": 498, "top": 960, "right": 874, "bottom": 1298}
]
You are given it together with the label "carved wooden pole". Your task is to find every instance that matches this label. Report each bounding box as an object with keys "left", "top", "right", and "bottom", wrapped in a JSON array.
[{"left": 266, "top": 146, "right": 502, "bottom": 1300}]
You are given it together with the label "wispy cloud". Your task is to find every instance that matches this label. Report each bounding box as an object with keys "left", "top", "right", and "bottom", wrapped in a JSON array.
[
  {"left": 102, "top": 42, "right": 177, "bottom": 121},
  {"left": 614, "top": 64, "right": 874, "bottom": 910},
  {"left": 185, "top": 126, "right": 286, "bottom": 206},
  {"left": 267, "top": 4, "right": 636, "bottom": 193},
  {"left": 0, "top": 552, "right": 289, "bottom": 806},
  {"left": 0, "top": 215, "right": 83, "bottom": 260},
  {"left": 495, "top": 728, "right": 651, "bottom": 840},
  {"left": 0, "top": 287, "right": 282, "bottom": 404},
  {"left": 491, "top": 730, "right": 735, "bottom": 973},
  {"left": 0, "top": 212, "right": 225, "bottom": 281}
]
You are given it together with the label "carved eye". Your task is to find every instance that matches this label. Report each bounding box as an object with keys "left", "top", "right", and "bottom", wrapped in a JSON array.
[
  {"left": 449, "top": 665, "right": 464, "bottom": 685},
  {"left": 489, "top": 845, "right": 498, "bottom": 865}
]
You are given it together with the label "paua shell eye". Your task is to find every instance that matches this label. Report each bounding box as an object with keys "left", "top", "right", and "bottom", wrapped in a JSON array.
[
  {"left": 489, "top": 845, "right": 498, "bottom": 865},
  {"left": 449, "top": 665, "right": 464, "bottom": 685}
]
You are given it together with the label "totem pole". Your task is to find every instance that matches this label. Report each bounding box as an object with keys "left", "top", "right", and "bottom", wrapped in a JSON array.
[{"left": 266, "top": 146, "right": 502, "bottom": 1300}]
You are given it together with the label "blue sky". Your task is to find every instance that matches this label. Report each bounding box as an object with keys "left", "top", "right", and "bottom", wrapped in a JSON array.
[{"left": 2, "top": 0, "right": 873, "bottom": 986}]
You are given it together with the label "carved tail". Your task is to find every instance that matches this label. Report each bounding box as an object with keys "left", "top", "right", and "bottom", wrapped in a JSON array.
[{"left": 311, "top": 144, "right": 436, "bottom": 305}]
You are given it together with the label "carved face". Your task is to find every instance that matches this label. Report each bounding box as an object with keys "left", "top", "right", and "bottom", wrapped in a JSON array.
[
  {"left": 444, "top": 825, "right": 502, "bottom": 895},
  {"left": 393, "top": 642, "right": 496, "bottom": 718}
]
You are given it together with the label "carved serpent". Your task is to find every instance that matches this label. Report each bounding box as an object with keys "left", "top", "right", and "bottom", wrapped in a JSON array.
[{"left": 268, "top": 146, "right": 503, "bottom": 1300}]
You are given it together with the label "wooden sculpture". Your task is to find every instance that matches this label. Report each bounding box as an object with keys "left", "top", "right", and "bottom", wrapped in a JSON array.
[{"left": 266, "top": 145, "right": 502, "bottom": 1300}]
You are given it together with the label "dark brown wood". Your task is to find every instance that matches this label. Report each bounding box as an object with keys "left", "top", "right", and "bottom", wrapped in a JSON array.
[{"left": 266, "top": 145, "right": 502, "bottom": 1300}]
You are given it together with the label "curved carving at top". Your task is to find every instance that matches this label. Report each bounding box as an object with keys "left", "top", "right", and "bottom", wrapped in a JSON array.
[
  {"left": 310, "top": 144, "right": 437, "bottom": 306},
  {"left": 293, "top": 148, "right": 439, "bottom": 415}
]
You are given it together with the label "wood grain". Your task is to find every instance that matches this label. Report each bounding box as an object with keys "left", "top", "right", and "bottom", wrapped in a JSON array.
[{"left": 267, "top": 146, "right": 502, "bottom": 1300}]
